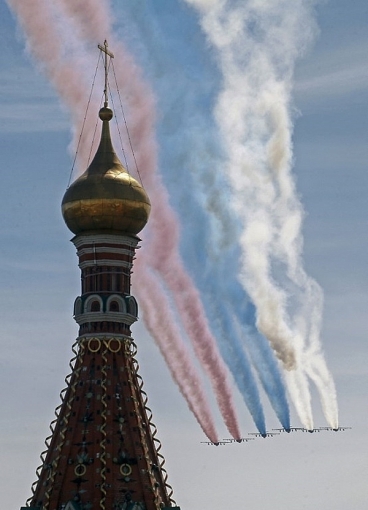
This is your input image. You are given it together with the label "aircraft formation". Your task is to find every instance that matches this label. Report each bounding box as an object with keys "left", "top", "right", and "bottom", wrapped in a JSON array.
[{"left": 201, "top": 427, "right": 351, "bottom": 445}]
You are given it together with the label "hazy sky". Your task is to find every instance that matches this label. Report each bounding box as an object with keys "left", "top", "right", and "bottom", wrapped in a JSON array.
[{"left": 0, "top": 1, "right": 367, "bottom": 509}]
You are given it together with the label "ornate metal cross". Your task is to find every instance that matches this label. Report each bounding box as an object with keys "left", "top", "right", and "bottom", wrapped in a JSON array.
[{"left": 98, "top": 40, "right": 114, "bottom": 106}]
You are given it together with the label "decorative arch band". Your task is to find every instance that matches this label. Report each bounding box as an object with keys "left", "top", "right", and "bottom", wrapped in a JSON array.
[{"left": 83, "top": 336, "right": 132, "bottom": 353}]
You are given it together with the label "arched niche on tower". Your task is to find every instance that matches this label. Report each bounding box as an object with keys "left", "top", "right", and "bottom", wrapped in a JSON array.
[
  {"left": 126, "top": 295, "right": 138, "bottom": 318},
  {"left": 84, "top": 294, "right": 103, "bottom": 313},
  {"left": 106, "top": 294, "right": 126, "bottom": 313},
  {"left": 73, "top": 296, "right": 82, "bottom": 317}
]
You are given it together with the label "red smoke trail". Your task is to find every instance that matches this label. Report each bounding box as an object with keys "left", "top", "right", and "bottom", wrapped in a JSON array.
[
  {"left": 8, "top": 0, "right": 239, "bottom": 437},
  {"left": 135, "top": 266, "right": 219, "bottom": 442},
  {"left": 58, "top": 0, "right": 112, "bottom": 40},
  {"left": 55, "top": 0, "right": 241, "bottom": 439},
  {"left": 6, "top": 0, "right": 103, "bottom": 170},
  {"left": 146, "top": 197, "right": 242, "bottom": 439}
]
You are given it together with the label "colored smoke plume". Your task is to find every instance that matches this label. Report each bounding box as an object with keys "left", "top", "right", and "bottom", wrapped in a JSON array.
[{"left": 184, "top": 0, "right": 338, "bottom": 428}]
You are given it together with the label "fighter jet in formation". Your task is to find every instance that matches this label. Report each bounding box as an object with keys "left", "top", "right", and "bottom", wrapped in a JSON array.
[
  {"left": 200, "top": 440, "right": 231, "bottom": 446},
  {"left": 225, "top": 437, "right": 255, "bottom": 443},
  {"left": 273, "top": 427, "right": 305, "bottom": 433},
  {"left": 249, "top": 431, "right": 279, "bottom": 438},
  {"left": 273, "top": 427, "right": 323, "bottom": 433},
  {"left": 201, "top": 426, "right": 351, "bottom": 444},
  {"left": 273, "top": 426, "right": 352, "bottom": 433},
  {"left": 320, "top": 426, "right": 352, "bottom": 432}
]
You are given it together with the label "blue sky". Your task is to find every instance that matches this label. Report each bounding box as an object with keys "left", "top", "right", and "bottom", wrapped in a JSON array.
[{"left": 0, "top": 1, "right": 367, "bottom": 509}]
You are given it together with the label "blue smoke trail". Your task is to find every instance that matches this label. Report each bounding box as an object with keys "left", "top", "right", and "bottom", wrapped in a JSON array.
[
  {"left": 170, "top": 118, "right": 290, "bottom": 429},
  {"left": 198, "top": 220, "right": 289, "bottom": 430},
  {"left": 114, "top": 0, "right": 290, "bottom": 431},
  {"left": 220, "top": 255, "right": 290, "bottom": 430}
]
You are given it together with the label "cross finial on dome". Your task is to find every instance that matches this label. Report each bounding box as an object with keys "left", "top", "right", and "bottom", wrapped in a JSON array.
[
  {"left": 97, "top": 40, "right": 114, "bottom": 107},
  {"left": 61, "top": 41, "right": 150, "bottom": 237}
]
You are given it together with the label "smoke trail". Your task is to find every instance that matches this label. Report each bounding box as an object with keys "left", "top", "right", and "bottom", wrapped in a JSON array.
[
  {"left": 221, "top": 274, "right": 290, "bottom": 430},
  {"left": 5, "top": 0, "right": 105, "bottom": 170},
  {"left": 184, "top": 0, "right": 338, "bottom": 427},
  {"left": 56, "top": 0, "right": 242, "bottom": 439},
  {"left": 142, "top": 183, "right": 242, "bottom": 438},
  {"left": 59, "top": 0, "right": 112, "bottom": 39},
  {"left": 183, "top": 137, "right": 290, "bottom": 429},
  {"left": 207, "top": 255, "right": 290, "bottom": 430},
  {"left": 113, "top": 4, "right": 290, "bottom": 430},
  {"left": 210, "top": 296, "right": 267, "bottom": 434},
  {"left": 302, "top": 288, "right": 339, "bottom": 428},
  {"left": 135, "top": 265, "right": 219, "bottom": 442},
  {"left": 284, "top": 368, "right": 313, "bottom": 430}
]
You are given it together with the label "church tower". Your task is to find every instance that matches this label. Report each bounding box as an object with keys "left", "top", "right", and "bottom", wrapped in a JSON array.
[{"left": 22, "top": 43, "right": 180, "bottom": 510}]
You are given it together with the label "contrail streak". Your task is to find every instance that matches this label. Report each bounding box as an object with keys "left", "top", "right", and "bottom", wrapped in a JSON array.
[{"left": 184, "top": 0, "right": 338, "bottom": 428}]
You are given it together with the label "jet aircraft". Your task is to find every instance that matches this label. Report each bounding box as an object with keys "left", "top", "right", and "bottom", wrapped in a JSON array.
[
  {"left": 224, "top": 437, "right": 255, "bottom": 443},
  {"left": 249, "top": 431, "right": 279, "bottom": 438},
  {"left": 273, "top": 427, "right": 305, "bottom": 433},
  {"left": 320, "top": 426, "right": 351, "bottom": 432},
  {"left": 200, "top": 440, "right": 230, "bottom": 446}
]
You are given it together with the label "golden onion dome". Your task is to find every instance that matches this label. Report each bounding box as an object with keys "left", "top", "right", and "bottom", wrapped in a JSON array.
[{"left": 62, "top": 106, "right": 151, "bottom": 236}]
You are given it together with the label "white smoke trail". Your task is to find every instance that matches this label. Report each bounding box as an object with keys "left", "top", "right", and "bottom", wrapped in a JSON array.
[{"left": 184, "top": 0, "right": 338, "bottom": 428}]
